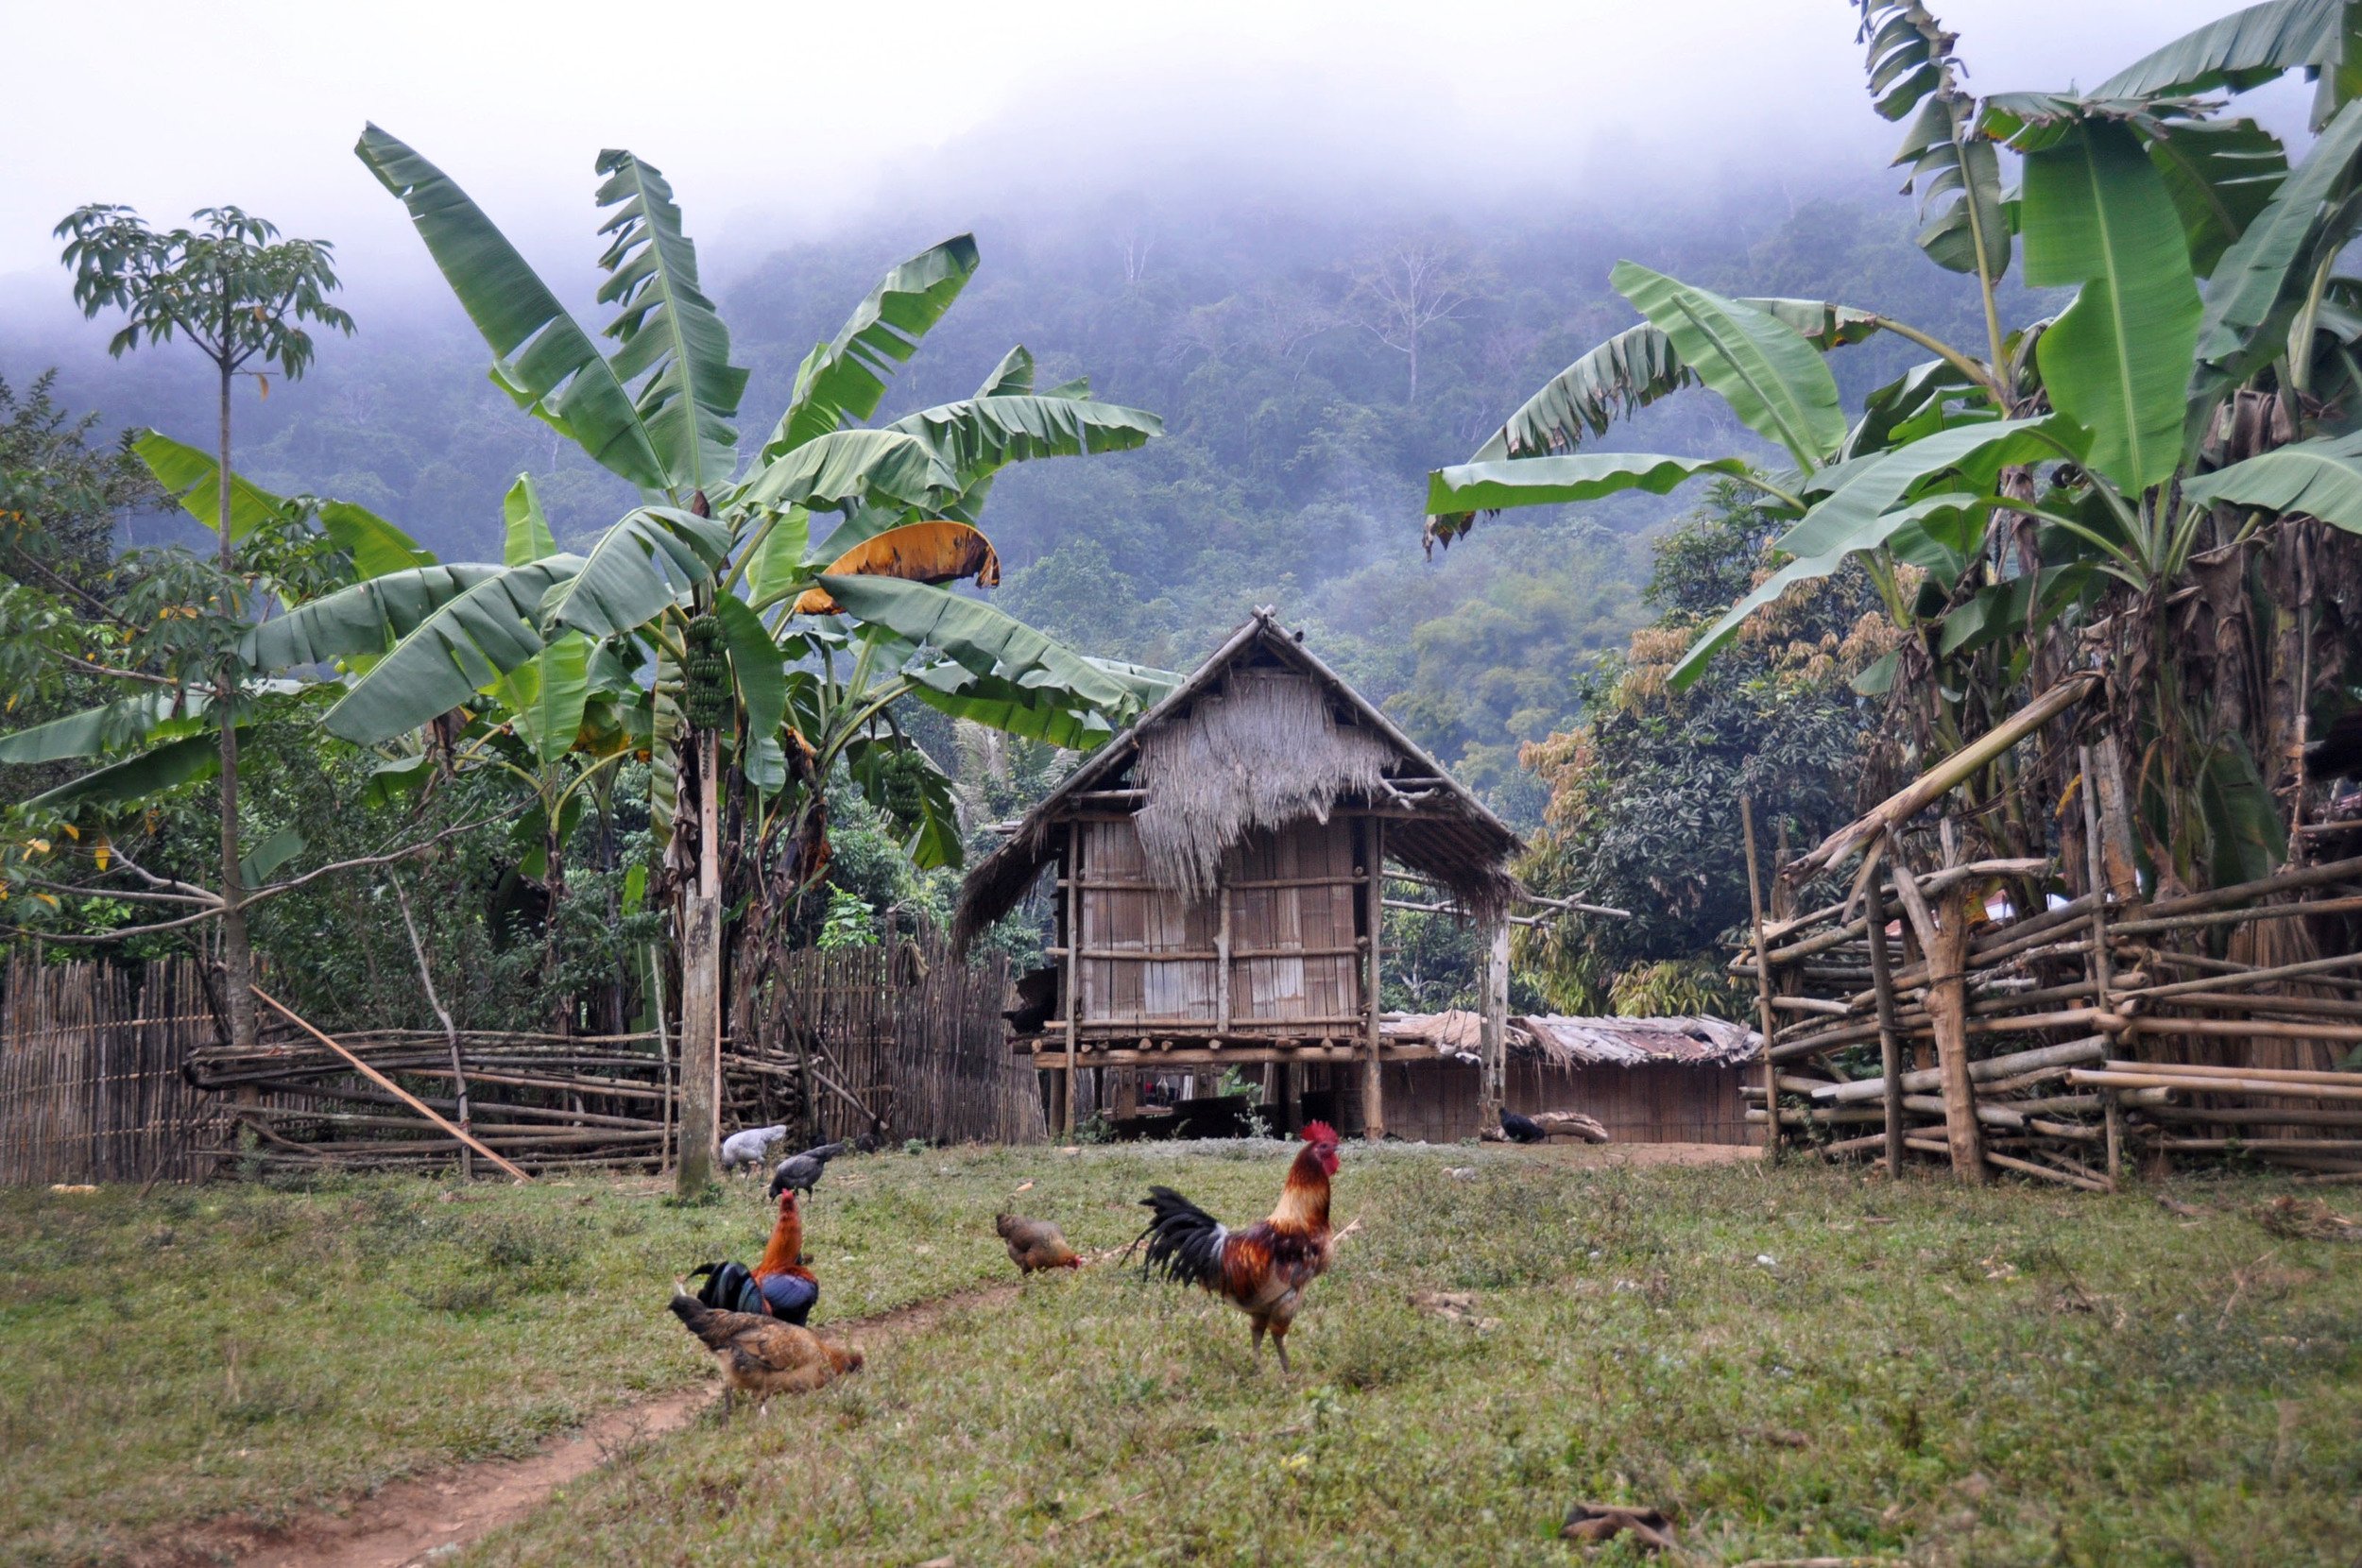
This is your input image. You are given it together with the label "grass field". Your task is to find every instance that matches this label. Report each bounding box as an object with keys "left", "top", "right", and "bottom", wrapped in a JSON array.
[{"left": 4, "top": 1141, "right": 2360, "bottom": 1566}]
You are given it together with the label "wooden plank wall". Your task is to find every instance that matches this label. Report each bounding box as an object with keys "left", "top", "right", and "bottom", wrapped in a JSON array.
[{"left": 0, "top": 956, "right": 230, "bottom": 1185}]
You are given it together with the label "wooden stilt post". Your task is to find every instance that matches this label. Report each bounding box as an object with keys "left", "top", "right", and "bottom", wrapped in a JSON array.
[
  {"left": 1063, "top": 820, "right": 1081, "bottom": 1139},
  {"left": 1361, "top": 817, "right": 1386, "bottom": 1141},
  {"left": 1739, "top": 795, "right": 1782, "bottom": 1163},
  {"left": 1862, "top": 834, "right": 1908, "bottom": 1178},
  {"left": 1479, "top": 917, "right": 1510, "bottom": 1128}
]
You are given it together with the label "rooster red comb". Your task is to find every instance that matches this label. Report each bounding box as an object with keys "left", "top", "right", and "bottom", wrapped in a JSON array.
[{"left": 1300, "top": 1119, "right": 1339, "bottom": 1147}]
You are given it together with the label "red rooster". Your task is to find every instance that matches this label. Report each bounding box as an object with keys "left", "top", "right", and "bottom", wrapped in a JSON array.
[
  {"left": 1137, "top": 1121, "right": 1349, "bottom": 1372},
  {"left": 687, "top": 1188, "right": 819, "bottom": 1324}
]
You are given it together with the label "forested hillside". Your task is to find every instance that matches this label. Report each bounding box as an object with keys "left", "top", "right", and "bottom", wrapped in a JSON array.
[{"left": 9, "top": 179, "right": 2014, "bottom": 825}]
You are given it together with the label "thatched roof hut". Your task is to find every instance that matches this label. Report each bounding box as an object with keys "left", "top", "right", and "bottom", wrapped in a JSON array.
[
  {"left": 954, "top": 609, "right": 1522, "bottom": 1137},
  {"left": 1378, "top": 1012, "right": 1762, "bottom": 1144},
  {"left": 954, "top": 610, "right": 1517, "bottom": 950}
]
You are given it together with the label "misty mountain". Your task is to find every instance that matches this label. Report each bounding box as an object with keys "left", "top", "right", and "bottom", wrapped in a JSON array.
[{"left": 1, "top": 179, "right": 2025, "bottom": 824}]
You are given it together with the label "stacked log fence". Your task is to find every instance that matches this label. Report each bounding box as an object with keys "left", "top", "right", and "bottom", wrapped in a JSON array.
[
  {"left": 1737, "top": 841, "right": 2362, "bottom": 1189},
  {"left": 1, "top": 934, "right": 1039, "bottom": 1185}
]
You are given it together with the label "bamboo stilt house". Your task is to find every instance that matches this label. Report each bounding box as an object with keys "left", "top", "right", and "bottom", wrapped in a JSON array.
[{"left": 953, "top": 609, "right": 1521, "bottom": 1137}]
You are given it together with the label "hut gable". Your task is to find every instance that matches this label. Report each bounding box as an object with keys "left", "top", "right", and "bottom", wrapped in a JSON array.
[{"left": 952, "top": 610, "right": 1520, "bottom": 953}]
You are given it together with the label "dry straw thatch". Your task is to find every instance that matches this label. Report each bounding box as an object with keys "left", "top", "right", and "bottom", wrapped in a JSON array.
[
  {"left": 951, "top": 611, "right": 1519, "bottom": 951},
  {"left": 1132, "top": 668, "right": 1396, "bottom": 899}
]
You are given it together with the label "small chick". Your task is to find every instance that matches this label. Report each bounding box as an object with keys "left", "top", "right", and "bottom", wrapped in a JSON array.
[
  {"left": 668, "top": 1282, "right": 863, "bottom": 1413},
  {"left": 996, "top": 1212, "right": 1083, "bottom": 1274}
]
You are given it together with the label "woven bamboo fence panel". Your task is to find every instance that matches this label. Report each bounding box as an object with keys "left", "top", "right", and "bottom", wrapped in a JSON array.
[
  {"left": 0, "top": 956, "right": 229, "bottom": 1185},
  {"left": 3, "top": 936, "right": 1037, "bottom": 1184},
  {"left": 771, "top": 940, "right": 1044, "bottom": 1148}
]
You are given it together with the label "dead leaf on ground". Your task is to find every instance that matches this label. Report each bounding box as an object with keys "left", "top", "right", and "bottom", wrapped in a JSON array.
[
  {"left": 1977, "top": 1252, "right": 2018, "bottom": 1281},
  {"left": 2253, "top": 1196, "right": 2359, "bottom": 1242},
  {"left": 1562, "top": 1502, "right": 1679, "bottom": 1552},
  {"left": 2155, "top": 1196, "right": 2208, "bottom": 1219},
  {"left": 1409, "top": 1289, "right": 1499, "bottom": 1330}
]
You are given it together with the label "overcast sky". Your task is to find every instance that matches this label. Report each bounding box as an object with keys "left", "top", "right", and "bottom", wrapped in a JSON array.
[{"left": 0, "top": 0, "right": 2291, "bottom": 307}]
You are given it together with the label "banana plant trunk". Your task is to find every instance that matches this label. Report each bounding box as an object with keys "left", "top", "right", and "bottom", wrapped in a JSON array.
[
  {"left": 543, "top": 812, "right": 570, "bottom": 1036},
  {"left": 214, "top": 358, "right": 259, "bottom": 1062},
  {"left": 674, "top": 726, "right": 723, "bottom": 1193}
]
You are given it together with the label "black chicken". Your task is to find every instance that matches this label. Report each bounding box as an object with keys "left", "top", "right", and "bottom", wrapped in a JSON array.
[
  {"left": 768, "top": 1140, "right": 849, "bottom": 1199},
  {"left": 1499, "top": 1108, "right": 1547, "bottom": 1145}
]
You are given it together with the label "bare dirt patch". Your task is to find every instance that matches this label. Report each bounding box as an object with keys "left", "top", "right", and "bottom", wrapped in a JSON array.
[{"left": 150, "top": 1280, "right": 1028, "bottom": 1568}]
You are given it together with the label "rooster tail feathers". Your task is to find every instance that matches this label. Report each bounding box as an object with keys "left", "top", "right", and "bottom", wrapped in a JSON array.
[
  {"left": 688, "top": 1260, "right": 765, "bottom": 1316},
  {"left": 1138, "top": 1185, "right": 1226, "bottom": 1289}
]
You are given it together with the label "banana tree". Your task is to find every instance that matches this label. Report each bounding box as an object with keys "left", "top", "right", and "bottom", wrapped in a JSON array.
[
  {"left": 309, "top": 128, "right": 1167, "bottom": 1188},
  {"left": 1426, "top": 0, "right": 2362, "bottom": 895}
]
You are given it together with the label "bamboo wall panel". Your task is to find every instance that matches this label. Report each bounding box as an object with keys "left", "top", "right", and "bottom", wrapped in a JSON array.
[
  {"left": 1079, "top": 819, "right": 1217, "bottom": 1025},
  {"left": 1075, "top": 818, "right": 1361, "bottom": 1033},
  {"left": 1230, "top": 822, "right": 1360, "bottom": 1026},
  {"left": 0, "top": 957, "right": 230, "bottom": 1185}
]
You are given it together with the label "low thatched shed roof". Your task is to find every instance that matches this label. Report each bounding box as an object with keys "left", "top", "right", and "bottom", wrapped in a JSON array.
[
  {"left": 951, "top": 610, "right": 1521, "bottom": 952},
  {"left": 1380, "top": 1012, "right": 1760, "bottom": 1066},
  {"left": 1516, "top": 1015, "right": 1761, "bottom": 1066}
]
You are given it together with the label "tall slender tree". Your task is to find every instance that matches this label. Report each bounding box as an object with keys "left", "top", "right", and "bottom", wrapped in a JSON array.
[{"left": 54, "top": 206, "right": 352, "bottom": 1053}]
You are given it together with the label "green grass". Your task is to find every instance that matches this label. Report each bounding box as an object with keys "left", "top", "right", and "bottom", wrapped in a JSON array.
[
  {"left": 0, "top": 1148, "right": 1055, "bottom": 1564},
  {"left": 6, "top": 1144, "right": 2361, "bottom": 1566}
]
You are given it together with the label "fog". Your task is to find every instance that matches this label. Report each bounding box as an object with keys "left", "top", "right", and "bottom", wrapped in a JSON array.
[{"left": 0, "top": 0, "right": 2279, "bottom": 317}]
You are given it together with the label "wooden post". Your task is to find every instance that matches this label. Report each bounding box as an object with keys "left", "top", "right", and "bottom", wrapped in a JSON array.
[
  {"left": 1738, "top": 795, "right": 1782, "bottom": 1163},
  {"left": 2080, "top": 744, "right": 2120, "bottom": 1192},
  {"left": 1063, "top": 820, "right": 1081, "bottom": 1138},
  {"left": 2104, "top": 1090, "right": 2124, "bottom": 1191},
  {"left": 1479, "top": 917, "right": 1510, "bottom": 1126},
  {"left": 1926, "top": 883, "right": 1988, "bottom": 1182},
  {"left": 1215, "top": 876, "right": 1232, "bottom": 1040},
  {"left": 1861, "top": 834, "right": 1908, "bottom": 1178},
  {"left": 676, "top": 727, "right": 722, "bottom": 1194},
  {"left": 1361, "top": 817, "right": 1386, "bottom": 1141},
  {"left": 2078, "top": 745, "right": 2116, "bottom": 1006},
  {"left": 1280, "top": 1057, "right": 1300, "bottom": 1134}
]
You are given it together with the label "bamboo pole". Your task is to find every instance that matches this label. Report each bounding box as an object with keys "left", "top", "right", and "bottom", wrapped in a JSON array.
[
  {"left": 1739, "top": 795, "right": 1781, "bottom": 1163},
  {"left": 249, "top": 987, "right": 531, "bottom": 1181},
  {"left": 1792, "top": 671, "right": 2101, "bottom": 878}
]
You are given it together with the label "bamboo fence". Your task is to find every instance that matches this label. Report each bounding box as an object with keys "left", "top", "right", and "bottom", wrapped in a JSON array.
[
  {"left": 1, "top": 934, "right": 1042, "bottom": 1184},
  {"left": 1736, "top": 829, "right": 2362, "bottom": 1190},
  {"left": 0, "top": 956, "right": 230, "bottom": 1185}
]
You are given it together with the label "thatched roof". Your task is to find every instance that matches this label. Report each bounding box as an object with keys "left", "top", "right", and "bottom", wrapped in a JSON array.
[
  {"left": 1381, "top": 1012, "right": 1760, "bottom": 1067},
  {"left": 1516, "top": 1015, "right": 1761, "bottom": 1066},
  {"left": 951, "top": 610, "right": 1521, "bottom": 952}
]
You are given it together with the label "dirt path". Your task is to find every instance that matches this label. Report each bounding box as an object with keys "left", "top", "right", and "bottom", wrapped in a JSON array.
[{"left": 179, "top": 1279, "right": 1026, "bottom": 1568}]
